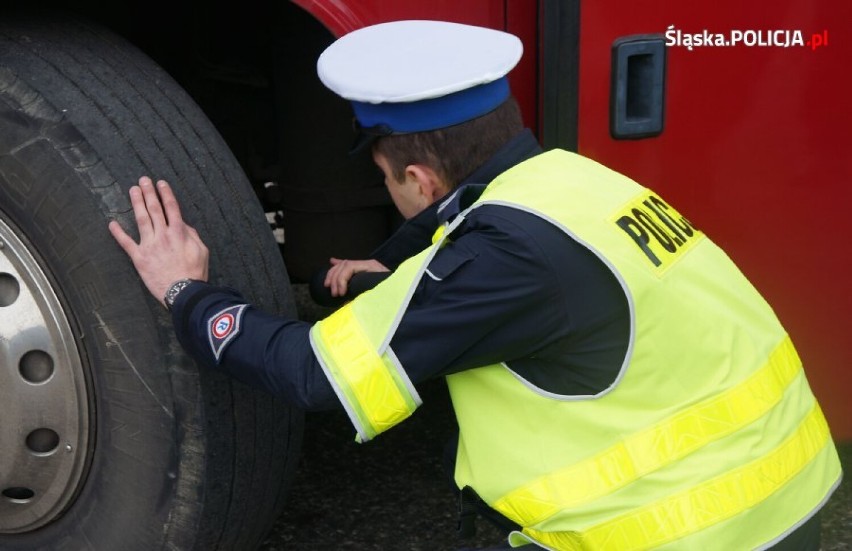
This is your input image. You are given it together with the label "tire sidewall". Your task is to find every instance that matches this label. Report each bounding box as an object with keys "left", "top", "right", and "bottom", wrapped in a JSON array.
[
  {"left": 0, "top": 15, "right": 301, "bottom": 549},
  {"left": 0, "top": 102, "right": 187, "bottom": 549}
]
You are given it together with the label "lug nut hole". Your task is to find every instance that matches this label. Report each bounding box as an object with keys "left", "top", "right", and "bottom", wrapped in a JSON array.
[
  {"left": 0, "top": 272, "right": 20, "bottom": 307},
  {"left": 2, "top": 488, "right": 35, "bottom": 502},
  {"left": 19, "top": 350, "right": 55, "bottom": 384},
  {"left": 26, "top": 428, "right": 60, "bottom": 454}
]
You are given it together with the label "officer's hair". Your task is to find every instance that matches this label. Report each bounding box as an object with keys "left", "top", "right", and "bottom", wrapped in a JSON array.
[{"left": 373, "top": 97, "right": 523, "bottom": 188}]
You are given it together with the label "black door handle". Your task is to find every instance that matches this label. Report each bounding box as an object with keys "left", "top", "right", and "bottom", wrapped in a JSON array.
[{"left": 610, "top": 35, "right": 667, "bottom": 139}]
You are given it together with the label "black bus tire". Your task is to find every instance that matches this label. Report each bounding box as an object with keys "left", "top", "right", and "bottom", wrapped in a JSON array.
[{"left": 0, "top": 14, "right": 302, "bottom": 550}]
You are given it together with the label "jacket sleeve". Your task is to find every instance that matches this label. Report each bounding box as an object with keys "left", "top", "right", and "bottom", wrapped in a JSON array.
[
  {"left": 170, "top": 281, "right": 339, "bottom": 411},
  {"left": 386, "top": 206, "right": 565, "bottom": 382}
]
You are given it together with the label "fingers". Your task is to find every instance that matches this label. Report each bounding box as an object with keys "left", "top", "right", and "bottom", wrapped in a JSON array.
[
  {"left": 114, "top": 175, "right": 194, "bottom": 256},
  {"left": 156, "top": 180, "right": 185, "bottom": 226},
  {"left": 324, "top": 258, "right": 341, "bottom": 288},
  {"left": 326, "top": 266, "right": 343, "bottom": 297},
  {"left": 108, "top": 220, "right": 138, "bottom": 257},
  {"left": 108, "top": 178, "right": 210, "bottom": 302},
  {"left": 129, "top": 185, "right": 153, "bottom": 239},
  {"left": 129, "top": 177, "right": 189, "bottom": 238},
  {"left": 325, "top": 259, "right": 351, "bottom": 297},
  {"left": 138, "top": 176, "right": 167, "bottom": 231}
]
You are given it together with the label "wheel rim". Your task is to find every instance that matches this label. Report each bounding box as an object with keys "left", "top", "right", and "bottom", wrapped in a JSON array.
[{"left": 0, "top": 214, "right": 92, "bottom": 533}]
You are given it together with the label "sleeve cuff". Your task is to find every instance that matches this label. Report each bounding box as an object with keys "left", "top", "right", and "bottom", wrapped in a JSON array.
[{"left": 170, "top": 281, "right": 241, "bottom": 336}]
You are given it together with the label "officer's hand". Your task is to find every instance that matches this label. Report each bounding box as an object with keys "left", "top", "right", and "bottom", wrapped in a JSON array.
[
  {"left": 108, "top": 176, "right": 209, "bottom": 307},
  {"left": 324, "top": 258, "right": 388, "bottom": 297}
]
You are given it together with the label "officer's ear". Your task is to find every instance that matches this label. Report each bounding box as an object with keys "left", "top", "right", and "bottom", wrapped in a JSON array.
[{"left": 404, "top": 164, "right": 451, "bottom": 203}]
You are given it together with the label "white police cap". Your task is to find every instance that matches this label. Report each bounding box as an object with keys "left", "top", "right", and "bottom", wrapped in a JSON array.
[{"left": 317, "top": 20, "right": 522, "bottom": 139}]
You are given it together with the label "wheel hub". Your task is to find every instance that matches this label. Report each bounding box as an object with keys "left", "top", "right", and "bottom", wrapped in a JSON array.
[{"left": 0, "top": 215, "right": 91, "bottom": 533}]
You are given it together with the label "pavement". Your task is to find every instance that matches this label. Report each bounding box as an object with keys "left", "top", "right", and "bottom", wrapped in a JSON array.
[{"left": 258, "top": 286, "right": 852, "bottom": 550}]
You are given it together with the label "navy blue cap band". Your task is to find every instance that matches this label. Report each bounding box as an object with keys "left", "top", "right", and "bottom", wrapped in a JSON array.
[{"left": 350, "top": 77, "right": 510, "bottom": 134}]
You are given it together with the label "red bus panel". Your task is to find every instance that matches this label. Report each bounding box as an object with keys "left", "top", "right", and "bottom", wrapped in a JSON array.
[{"left": 578, "top": 1, "right": 852, "bottom": 438}]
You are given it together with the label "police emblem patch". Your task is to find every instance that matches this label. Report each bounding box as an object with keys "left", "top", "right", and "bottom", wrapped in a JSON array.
[
  {"left": 212, "top": 313, "right": 235, "bottom": 338},
  {"left": 208, "top": 304, "right": 248, "bottom": 361}
]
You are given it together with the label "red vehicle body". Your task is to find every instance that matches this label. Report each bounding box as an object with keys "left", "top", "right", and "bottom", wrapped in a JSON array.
[
  {"left": 295, "top": 0, "right": 852, "bottom": 440},
  {"left": 0, "top": 1, "right": 847, "bottom": 549}
]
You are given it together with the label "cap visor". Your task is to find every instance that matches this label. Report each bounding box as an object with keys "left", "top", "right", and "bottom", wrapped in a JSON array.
[{"left": 349, "top": 130, "right": 379, "bottom": 155}]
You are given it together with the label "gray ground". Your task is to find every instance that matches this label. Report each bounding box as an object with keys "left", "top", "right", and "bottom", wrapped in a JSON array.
[{"left": 258, "top": 286, "right": 852, "bottom": 550}]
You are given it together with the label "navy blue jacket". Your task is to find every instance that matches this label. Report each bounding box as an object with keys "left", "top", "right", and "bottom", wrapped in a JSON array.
[{"left": 171, "top": 131, "right": 630, "bottom": 410}]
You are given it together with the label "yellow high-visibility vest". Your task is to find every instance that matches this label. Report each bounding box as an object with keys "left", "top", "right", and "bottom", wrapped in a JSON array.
[{"left": 310, "top": 150, "right": 842, "bottom": 549}]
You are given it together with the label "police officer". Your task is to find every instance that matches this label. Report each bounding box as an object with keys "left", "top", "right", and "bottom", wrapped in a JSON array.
[{"left": 109, "top": 20, "right": 841, "bottom": 550}]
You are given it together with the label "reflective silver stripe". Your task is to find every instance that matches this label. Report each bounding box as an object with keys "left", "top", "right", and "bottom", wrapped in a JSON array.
[
  {"left": 471, "top": 199, "right": 636, "bottom": 401},
  {"left": 385, "top": 346, "right": 423, "bottom": 408},
  {"left": 377, "top": 214, "right": 467, "bottom": 353},
  {"left": 503, "top": 363, "right": 625, "bottom": 402}
]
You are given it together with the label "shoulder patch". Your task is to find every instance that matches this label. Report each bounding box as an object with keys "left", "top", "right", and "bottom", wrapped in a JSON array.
[{"left": 207, "top": 304, "right": 248, "bottom": 361}]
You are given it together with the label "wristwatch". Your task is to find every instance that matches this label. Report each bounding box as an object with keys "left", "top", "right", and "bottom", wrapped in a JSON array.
[{"left": 163, "top": 278, "right": 196, "bottom": 311}]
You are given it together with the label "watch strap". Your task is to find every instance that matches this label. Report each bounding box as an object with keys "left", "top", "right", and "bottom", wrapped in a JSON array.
[{"left": 164, "top": 278, "right": 196, "bottom": 311}]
